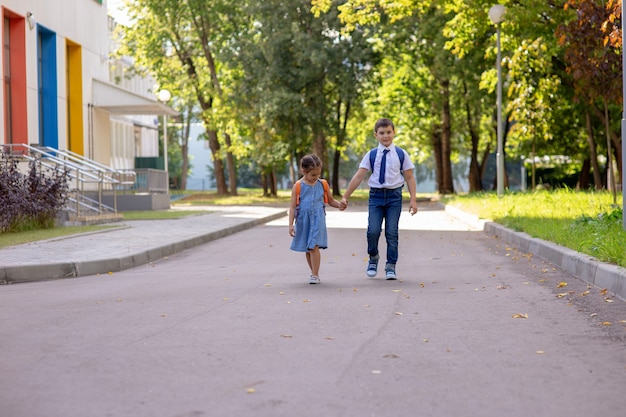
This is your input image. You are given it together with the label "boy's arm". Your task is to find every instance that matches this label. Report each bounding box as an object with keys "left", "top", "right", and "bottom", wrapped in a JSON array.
[
  {"left": 403, "top": 169, "right": 418, "bottom": 215},
  {"left": 288, "top": 185, "right": 298, "bottom": 236},
  {"left": 342, "top": 168, "right": 369, "bottom": 205}
]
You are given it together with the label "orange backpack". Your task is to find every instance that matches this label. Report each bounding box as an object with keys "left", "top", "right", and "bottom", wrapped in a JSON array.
[{"left": 295, "top": 179, "right": 329, "bottom": 205}]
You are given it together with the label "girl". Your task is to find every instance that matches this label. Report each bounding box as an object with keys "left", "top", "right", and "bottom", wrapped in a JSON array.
[{"left": 289, "top": 154, "right": 345, "bottom": 284}]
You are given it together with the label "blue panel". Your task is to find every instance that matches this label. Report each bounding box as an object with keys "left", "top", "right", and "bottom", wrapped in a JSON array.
[{"left": 37, "top": 26, "right": 58, "bottom": 148}]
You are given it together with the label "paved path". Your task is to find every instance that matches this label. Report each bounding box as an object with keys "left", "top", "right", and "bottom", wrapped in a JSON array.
[{"left": 1, "top": 203, "right": 625, "bottom": 417}]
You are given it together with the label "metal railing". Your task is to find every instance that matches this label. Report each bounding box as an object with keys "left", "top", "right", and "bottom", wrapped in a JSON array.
[
  {"left": 1, "top": 144, "right": 136, "bottom": 217},
  {"left": 131, "top": 169, "right": 168, "bottom": 194}
]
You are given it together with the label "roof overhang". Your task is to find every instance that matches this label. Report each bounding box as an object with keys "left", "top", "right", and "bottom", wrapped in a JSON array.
[{"left": 92, "top": 79, "right": 178, "bottom": 116}]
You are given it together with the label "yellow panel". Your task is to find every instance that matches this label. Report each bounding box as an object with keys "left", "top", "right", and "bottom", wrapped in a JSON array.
[{"left": 66, "top": 40, "right": 84, "bottom": 154}]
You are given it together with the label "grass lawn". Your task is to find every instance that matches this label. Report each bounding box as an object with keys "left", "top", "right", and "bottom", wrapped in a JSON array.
[{"left": 442, "top": 189, "right": 625, "bottom": 268}]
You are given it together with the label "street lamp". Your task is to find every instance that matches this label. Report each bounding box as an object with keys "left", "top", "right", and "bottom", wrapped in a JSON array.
[
  {"left": 157, "top": 89, "right": 171, "bottom": 192},
  {"left": 489, "top": 4, "right": 506, "bottom": 197}
]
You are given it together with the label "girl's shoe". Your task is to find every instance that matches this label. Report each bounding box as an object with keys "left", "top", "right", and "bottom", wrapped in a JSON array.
[{"left": 309, "top": 276, "right": 321, "bottom": 284}]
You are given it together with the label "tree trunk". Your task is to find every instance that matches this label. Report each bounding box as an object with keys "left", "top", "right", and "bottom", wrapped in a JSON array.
[
  {"left": 440, "top": 79, "right": 454, "bottom": 194},
  {"left": 223, "top": 133, "right": 237, "bottom": 196},
  {"left": 464, "top": 84, "right": 482, "bottom": 192},
  {"left": 332, "top": 100, "right": 350, "bottom": 196},
  {"left": 431, "top": 127, "right": 443, "bottom": 193},
  {"left": 603, "top": 99, "right": 617, "bottom": 204},
  {"left": 179, "top": 107, "right": 193, "bottom": 191},
  {"left": 585, "top": 112, "right": 602, "bottom": 190},
  {"left": 578, "top": 158, "right": 591, "bottom": 189},
  {"left": 313, "top": 132, "right": 327, "bottom": 179},
  {"left": 206, "top": 128, "right": 227, "bottom": 194}
]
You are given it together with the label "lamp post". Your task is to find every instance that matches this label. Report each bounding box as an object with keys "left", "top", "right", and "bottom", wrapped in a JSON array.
[
  {"left": 489, "top": 4, "right": 506, "bottom": 197},
  {"left": 157, "top": 89, "right": 171, "bottom": 192}
]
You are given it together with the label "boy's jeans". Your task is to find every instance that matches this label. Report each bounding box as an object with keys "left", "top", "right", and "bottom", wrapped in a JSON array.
[{"left": 367, "top": 186, "right": 403, "bottom": 265}]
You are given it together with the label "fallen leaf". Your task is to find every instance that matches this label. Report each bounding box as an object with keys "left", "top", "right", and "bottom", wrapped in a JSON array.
[
  {"left": 303, "top": 299, "right": 311, "bottom": 303},
  {"left": 325, "top": 337, "right": 334, "bottom": 340},
  {"left": 246, "top": 388, "right": 256, "bottom": 394},
  {"left": 602, "top": 321, "right": 612, "bottom": 326},
  {"left": 392, "top": 289, "right": 402, "bottom": 293},
  {"left": 580, "top": 291, "right": 590, "bottom": 296},
  {"left": 536, "top": 350, "right": 545, "bottom": 354},
  {"left": 556, "top": 293, "right": 569, "bottom": 298},
  {"left": 557, "top": 282, "right": 568, "bottom": 288},
  {"left": 280, "top": 334, "right": 293, "bottom": 338},
  {"left": 353, "top": 288, "right": 358, "bottom": 292},
  {"left": 604, "top": 298, "right": 614, "bottom": 303},
  {"left": 512, "top": 313, "right": 529, "bottom": 319},
  {"left": 423, "top": 339, "right": 429, "bottom": 342},
  {"left": 372, "top": 370, "right": 382, "bottom": 374},
  {"left": 278, "top": 291, "right": 285, "bottom": 295},
  {"left": 496, "top": 285, "right": 507, "bottom": 290},
  {"left": 600, "top": 288, "right": 608, "bottom": 295},
  {"left": 420, "top": 283, "right": 425, "bottom": 288},
  {"left": 108, "top": 271, "right": 113, "bottom": 275},
  {"left": 160, "top": 314, "right": 166, "bottom": 317},
  {"left": 394, "top": 312, "right": 403, "bottom": 316},
  {"left": 223, "top": 298, "right": 229, "bottom": 301},
  {"left": 383, "top": 354, "right": 399, "bottom": 358},
  {"left": 264, "top": 284, "right": 272, "bottom": 287}
]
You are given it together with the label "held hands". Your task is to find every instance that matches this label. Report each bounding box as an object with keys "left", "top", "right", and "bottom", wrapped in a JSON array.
[{"left": 339, "top": 198, "right": 348, "bottom": 211}]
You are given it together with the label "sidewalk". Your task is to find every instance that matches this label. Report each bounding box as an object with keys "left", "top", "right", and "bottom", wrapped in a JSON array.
[
  {"left": 1, "top": 203, "right": 624, "bottom": 302},
  {"left": 0, "top": 206, "right": 287, "bottom": 284}
]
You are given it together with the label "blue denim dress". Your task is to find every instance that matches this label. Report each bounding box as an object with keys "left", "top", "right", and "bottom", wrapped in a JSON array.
[{"left": 290, "top": 181, "right": 328, "bottom": 252}]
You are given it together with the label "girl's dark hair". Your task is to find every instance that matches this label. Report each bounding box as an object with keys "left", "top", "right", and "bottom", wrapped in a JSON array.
[
  {"left": 374, "top": 118, "right": 395, "bottom": 132},
  {"left": 300, "top": 154, "right": 322, "bottom": 172}
]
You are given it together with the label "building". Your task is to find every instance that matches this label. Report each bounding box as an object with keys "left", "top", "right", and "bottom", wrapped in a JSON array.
[{"left": 1, "top": 0, "right": 175, "bottom": 211}]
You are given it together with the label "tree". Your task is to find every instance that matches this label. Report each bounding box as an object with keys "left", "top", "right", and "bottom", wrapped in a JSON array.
[
  {"left": 557, "top": 0, "right": 623, "bottom": 201},
  {"left": 119, "top": 0, "right": 243, "bottom": 195}
]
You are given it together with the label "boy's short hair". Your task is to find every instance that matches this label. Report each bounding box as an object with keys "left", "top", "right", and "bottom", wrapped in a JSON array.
[{"left": 374, "top": 118, "right": 395, "bottom": 132}]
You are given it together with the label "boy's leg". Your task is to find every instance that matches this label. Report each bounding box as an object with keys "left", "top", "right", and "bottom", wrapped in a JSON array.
[
  {"left": 367, "top": 191, "right": 385, "bottom": 257},
  {"left": 366, "top": 190, "right": 385, "bottom": 276},
  {"left": 384, "top": 188, "right": 403, "bottom": 272}
]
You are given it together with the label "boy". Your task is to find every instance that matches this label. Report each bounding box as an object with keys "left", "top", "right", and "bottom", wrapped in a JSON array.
[{"left": 341, "top": 118, "right": 417, "bottom": 280}]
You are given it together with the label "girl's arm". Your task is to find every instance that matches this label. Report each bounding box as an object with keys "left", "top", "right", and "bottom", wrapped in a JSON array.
[
  {"left": 288, "top": 184, "right": 298, "bottom": 236},
  {"left": 325, "top": 185, "right": 345, "bottom": 210}
]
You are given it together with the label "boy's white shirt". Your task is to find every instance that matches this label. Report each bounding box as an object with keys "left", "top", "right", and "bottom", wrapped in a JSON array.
[{"left": 359, "top": 143, "right": 415, "bottom": 189}]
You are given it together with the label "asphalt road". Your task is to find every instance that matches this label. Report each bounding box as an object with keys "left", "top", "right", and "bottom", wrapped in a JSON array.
[{"left": 1, "top": 204, "right": 625, "bottom": 417}]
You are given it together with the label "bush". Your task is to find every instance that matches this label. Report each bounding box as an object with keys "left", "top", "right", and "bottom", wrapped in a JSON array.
[{"left": 0, "top": 147, "right": 70, "bottom": 233}]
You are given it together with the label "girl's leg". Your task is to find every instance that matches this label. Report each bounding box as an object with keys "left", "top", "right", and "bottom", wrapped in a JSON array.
[
  {"left": 308, "top": 246, "right": 321, "bottom": 277},
  {"left": 306, "top": 251, "right": 313, "bottom": 273}
]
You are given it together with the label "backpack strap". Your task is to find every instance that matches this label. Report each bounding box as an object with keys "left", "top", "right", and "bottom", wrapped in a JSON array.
[
  {"left": 369, "top": 146, "right": 405, "bottom": 175},
  {"left": 295, "top": 179, "right": 329, "bottom": 206}
]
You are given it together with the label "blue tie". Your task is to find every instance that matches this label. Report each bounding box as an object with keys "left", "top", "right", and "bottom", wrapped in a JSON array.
[{"left": 379, "top": 149, "right": 390, "bottom": 185}]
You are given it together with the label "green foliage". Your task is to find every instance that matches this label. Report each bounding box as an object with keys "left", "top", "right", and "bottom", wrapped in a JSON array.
[
  {"left": 115, "top": 0, "right": 624, "bottom": 194},
  {"left": 0, "top": 148, "right": 70, "bottom": 233},
  {"left": 443, "top": 189, "right": 626, "bottom": 267}
]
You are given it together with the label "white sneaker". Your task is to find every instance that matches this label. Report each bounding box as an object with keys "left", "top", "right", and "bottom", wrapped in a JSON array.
[{"left": 309, "top": 276, "right": 321, "bottom": 284}]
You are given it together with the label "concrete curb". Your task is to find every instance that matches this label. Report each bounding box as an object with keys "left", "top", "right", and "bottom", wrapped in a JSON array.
[
  {"left": 443, "top": 204, "right": 626, "bottom": 302},
  {"left": 0, "top": 210, "right": 287, "bottom": 284}
]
